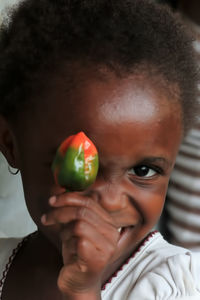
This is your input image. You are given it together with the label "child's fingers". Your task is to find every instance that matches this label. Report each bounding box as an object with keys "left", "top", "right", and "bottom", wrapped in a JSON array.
[
  {"left": 60, "top": 219, "right": 119, "bottom": 256},
  {"left": 57, "top": 237, "right": 106, "bottom": 294},
  {"left": 41, "top": 206, "right": 119, "bottom": 243},
  {"left": 48, "top": 192, "right": 89, "bottom": 207},
  {"left": 49, "top": 192, "right": 113, "bottom": 223},
  {"left": 75, "top": 238, "right": 113, "bottom": 273},
  {"left": 55, "top": 206, "right": 120, "bottom": 295},
  {"left": 45, "top": 193, "right": 116, "bottom": 226},
  {"left": 61, "top": 231, "right": 115, "bottom": 273},
  {"left": 49, "top": 192, "right": 85, "bottom": 206},
  {"left": 41, "top": 206, "right": 107, "bottom": 226}
]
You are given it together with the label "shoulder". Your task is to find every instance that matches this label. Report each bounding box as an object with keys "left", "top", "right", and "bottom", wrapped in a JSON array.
[
  {"left": 132, "top": 248, "right": 200, "bottom": 299},
  {"left": 0, "top": 237, "right": 23, "bottom": 292},
  {"left": 102, "top": 232, "right": 200, "bottom": 300},
  {"left": 0, "top": 237, "right": 23, "bottom": 269}
]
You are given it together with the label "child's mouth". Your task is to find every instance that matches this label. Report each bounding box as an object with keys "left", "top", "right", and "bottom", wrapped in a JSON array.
[
  {"left": 118, "top": 227, "right": 123, "bottom": 234},
  {"left": 118, "top": 226, "right": 133, "bottom": 236},
  {"left": 116, "top": 225, "right": 137, "bottom": 248}
]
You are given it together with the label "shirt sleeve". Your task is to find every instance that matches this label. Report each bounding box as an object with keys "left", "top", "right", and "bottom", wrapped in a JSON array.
[{"left": 128, "top": 252, "right": 200, "bottom": 299}]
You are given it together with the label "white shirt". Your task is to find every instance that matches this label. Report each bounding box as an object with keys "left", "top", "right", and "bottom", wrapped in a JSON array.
[
  {"left": 0, "top": 232, "right": 200, "bottom": 299},
  {"left": 102, "top": 232, "right": 200, "bottom": 299}
]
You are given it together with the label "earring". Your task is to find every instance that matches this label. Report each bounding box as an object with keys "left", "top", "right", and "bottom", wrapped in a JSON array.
[{"left": 8, "top": 165, "right": 19, "bottom": 175}]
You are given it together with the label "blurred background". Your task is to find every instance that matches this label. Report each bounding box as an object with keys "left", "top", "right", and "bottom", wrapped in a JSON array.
[{"left": 157, "top": 0, "right": 200, "bottom": 252}]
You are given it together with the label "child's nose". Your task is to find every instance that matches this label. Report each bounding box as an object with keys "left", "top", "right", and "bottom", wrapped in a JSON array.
[{"left": 86, "top": 179, "right": 128, "bottom": 212}]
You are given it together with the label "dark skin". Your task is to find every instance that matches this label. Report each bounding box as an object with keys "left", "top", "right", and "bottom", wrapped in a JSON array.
[{"left": 0, "top": 70, "right": 183, "bottom": 299}]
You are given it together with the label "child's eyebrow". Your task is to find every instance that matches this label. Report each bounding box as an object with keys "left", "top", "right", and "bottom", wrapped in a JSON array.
[
  {"left": 49, "top": 150, "right": 172, "bottom": 168},
  {"left": 139, "top": 157, "right": 172, "bottom": 169}
]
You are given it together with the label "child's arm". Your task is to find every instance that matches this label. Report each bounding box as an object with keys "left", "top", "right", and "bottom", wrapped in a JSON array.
[
  {"left": 41, "top": 192, "right": 119, "bottom": 299},
  {"left": 61, "top": 291, "right": 101, "bottom": 300}
]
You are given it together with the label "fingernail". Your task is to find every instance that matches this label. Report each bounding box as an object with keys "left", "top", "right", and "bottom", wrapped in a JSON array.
[
  {"left": 41, "top": 214, "right": 47, "bottom": 224},
  {"left": 49, "top": 196, "right": 56, "bottom": 205}
]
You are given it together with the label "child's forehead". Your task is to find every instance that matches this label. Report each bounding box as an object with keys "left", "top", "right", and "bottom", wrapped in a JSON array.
[
  {"left": 77, "top": 77, "right": 173, "bottom": 120},
  {"left": 28, "top": 70, "right": 182, "bottom": 133},
  {"left": 37, "top": 68, "right": 180, "bottom": 112},
  {"left": 14, "top": 69, "right": 183, "bottom": 166}
]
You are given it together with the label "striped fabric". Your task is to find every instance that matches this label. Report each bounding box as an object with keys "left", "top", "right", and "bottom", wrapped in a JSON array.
[{"left": 165, "top": 17, "right": 200, "bottom": 251}]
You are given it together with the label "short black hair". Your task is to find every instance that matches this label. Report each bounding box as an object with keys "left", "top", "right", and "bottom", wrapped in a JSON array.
[
  {"left": 0, "top": 0, "right": 199, "bottom": 133},
  {"left": 158, "top": 0, "right": 178, "bottom": 10}
]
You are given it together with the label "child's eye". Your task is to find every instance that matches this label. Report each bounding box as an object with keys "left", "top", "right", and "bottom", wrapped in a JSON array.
[{"left": 128, "top": 165, "right": 158, "bottom": 178}]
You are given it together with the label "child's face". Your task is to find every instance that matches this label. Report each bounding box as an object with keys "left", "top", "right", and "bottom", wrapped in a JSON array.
[{"left": 13, "top": 71, "right": 182, "bottom": 259}]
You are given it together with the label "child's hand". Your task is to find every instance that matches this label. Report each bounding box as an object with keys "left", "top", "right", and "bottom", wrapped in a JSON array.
[{"left": 41, "top": 192, "right": 119, "bottom": 299}]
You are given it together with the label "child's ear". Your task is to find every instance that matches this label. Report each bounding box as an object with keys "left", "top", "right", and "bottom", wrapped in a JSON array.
[{"left": 0, "top": 115, "right": 19, "bottom": 169}]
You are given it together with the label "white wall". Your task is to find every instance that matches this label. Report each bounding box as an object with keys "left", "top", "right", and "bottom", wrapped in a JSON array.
[{"left": 0, "top": 0, "right": 21, "bottom": 11}]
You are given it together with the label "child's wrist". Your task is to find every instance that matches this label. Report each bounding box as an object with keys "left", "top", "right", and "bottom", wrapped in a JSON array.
[
  {"left": 61, "top": 290, "right": 101, "bottom": 300},
  {"left": 60, "top": 281, "right": 102, "bottom": 300}
]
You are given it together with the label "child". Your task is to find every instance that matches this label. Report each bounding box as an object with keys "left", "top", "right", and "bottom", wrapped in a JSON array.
[{"left": 0, "top": 0, "right": 200, "bottom": 299}]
